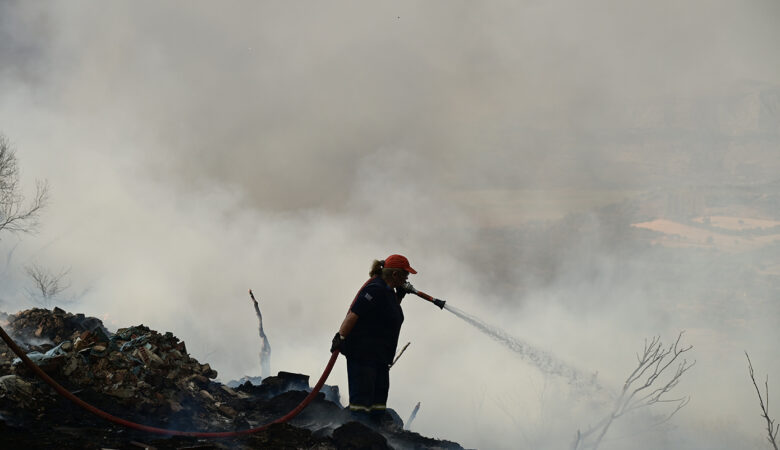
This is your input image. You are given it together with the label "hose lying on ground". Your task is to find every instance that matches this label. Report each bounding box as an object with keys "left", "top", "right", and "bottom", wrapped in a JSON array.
[
  {"left": 0, "top": 278, "right": 379, "bottom": 437},
  {"left": 0, "top": 323, "right": 339, "bottom": 437}
]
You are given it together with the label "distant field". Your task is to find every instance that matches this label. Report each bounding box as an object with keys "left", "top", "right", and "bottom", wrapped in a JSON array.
[
  {"left": 758, "top": 264, "right": 780, "bottom": 276},
  {"left": 632, "top": 218, "right": 780, "bottom": 252},
  {"left": 455, "top": 188, "right": 640, "bottom": 227},
  {"left": 691, "top": 215, "right": 780, "bottom": 231}
]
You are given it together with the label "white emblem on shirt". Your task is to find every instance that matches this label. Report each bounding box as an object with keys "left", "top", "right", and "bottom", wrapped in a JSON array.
[{"left": 364, "top": 293, "right": 373, "bottom": 301}]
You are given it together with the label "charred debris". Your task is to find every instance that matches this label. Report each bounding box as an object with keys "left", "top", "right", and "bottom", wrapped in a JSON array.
[{"left": 0, "top": 307, "right": 463, "bottom": 450}]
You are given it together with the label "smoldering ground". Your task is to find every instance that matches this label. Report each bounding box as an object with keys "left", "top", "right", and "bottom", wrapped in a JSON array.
[{"left": 1, "top": 1, "right": 780, "bottom": 449}]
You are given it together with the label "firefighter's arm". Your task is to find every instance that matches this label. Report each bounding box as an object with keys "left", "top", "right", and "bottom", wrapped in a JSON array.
[
  {"left": 338, "top": 311, "right": 359, "bottom": 338},
  {"left": 331, "top": 312, "right": 359, "bottom": 353}
]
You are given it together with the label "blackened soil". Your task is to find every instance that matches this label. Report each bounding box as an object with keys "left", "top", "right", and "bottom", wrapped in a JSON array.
[{"left": 0, "top": 308, "right": 465, "bottom": 449}]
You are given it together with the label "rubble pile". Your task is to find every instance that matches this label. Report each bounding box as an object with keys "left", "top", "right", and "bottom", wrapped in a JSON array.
[
  {"left": 2, "top": 307, "right": 109, "bottom": 343},
  {"left": 0, "top": 308, "right": 465, "bottom": 449},
  {"left": 0, "top": 308, "right": 107, "bottom": 374},
  {"left": 1, "top": 308, "right": 248, "bottom": 430}
]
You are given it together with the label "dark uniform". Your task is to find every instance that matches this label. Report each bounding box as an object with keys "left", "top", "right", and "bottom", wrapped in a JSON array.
[{"left": 342, "top": 276, "right": 405, "bottom": 414}]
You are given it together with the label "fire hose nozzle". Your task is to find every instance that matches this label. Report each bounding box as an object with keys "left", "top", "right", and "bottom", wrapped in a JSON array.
[{"left": 404, "top": 283, "right": 446, "bottom": 310}]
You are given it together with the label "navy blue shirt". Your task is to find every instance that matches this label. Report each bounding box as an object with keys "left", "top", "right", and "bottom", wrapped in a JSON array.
[{"left": 343, "top": 277, "right": 405, "bottom": 364}]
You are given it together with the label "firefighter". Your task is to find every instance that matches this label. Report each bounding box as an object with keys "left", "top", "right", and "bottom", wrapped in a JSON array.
[{"left": 330, "top": 254, "right": 415, "bottom": 425}]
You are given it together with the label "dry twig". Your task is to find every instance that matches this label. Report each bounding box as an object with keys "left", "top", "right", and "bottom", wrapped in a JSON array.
[
  {"left": 0, "top": 135, "right": 48, "bottom": 237},
  {"left": 25, "top": 263, "right": 71, "bottom": 307},
  {"left": 248, "top": 289, "right": 271, "bottom": 378},
  {"left": 746, "top": 352, "right": 779, "bottom": 450},
  {"left": 573, "top": 331, "right": 694, "bottom": 450}
]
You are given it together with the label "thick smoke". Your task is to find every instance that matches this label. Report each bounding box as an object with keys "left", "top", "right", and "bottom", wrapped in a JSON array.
[{"left": 1, "top": 2, "right": 779, "bottom": 449}]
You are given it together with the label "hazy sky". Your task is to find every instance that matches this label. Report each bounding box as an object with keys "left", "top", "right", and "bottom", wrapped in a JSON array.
[{"left": 1, "top": 2, "right": 779, "bottom": 449}]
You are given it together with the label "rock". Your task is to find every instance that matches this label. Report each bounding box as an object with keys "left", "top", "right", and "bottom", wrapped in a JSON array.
[
  {"left": 0, "top": 375, "right": 34, "bottom": 400},
  {"left": 332, "top": 421, "right": 389, "bottom": 450},
  {"left": 376, "top": 408, "right": 404, "bottom": 431},
  {"left": 106, "top": 388, "right": 135, "bottom": 399},
  {"left": 168, "top": 399, "right": 183, "bottom": 412},
  {"left": 90, "top": 327, "right": 111, "bottom": 345},
  {"left": 200, "top": 363, "right": 218, "bottom": 379},
  {"left": 217, "top": 403, "right": 238, "bottom": 418},
  {"left": 199, "top": 389, "right": 215, "bottom": 402},
  {"left": 139, "top": 347, "right": 164, "bottom": 367},
  {"left": 220, "top": 385, "right": 238, "bottom": 396},
  {"left": 245, "top": 423, "right": 324, "bottom": 449},
  {"left": 72, "top": 337, "right": 85, "bottom": 351},
  {"left": 184, "top": 374, "right": 210, "bottom": 389},
  {"left": 238, "top": 371, "right": 310, "bottom": 399},
  {"left": 320, "top": 384, "right": 342, "bottom": 406},
  {"left": 62, "top": 356, "right": 80, "bottom": 377},
  {"left": 227, "top": 375, "right": 263, "bottom": 388}
]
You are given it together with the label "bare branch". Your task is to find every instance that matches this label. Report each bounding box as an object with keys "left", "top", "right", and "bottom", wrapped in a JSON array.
[
  {"left": 248, "top": 289, "right": 271, "bottom": 378},
  {"left": 0, "top": 135, "right": 49, "bottom": 237},
  {"left": 571, "top": 429, "right": 582, "bottom": 450},
  {"left": 25, "top": 263, "right": 71, "bottom": 308},
  {"left": 655, "top": 396, "right": 691, "bottom": 424},
  {"left": 746, "top": 352, "right": 779, "bottom": 450},
  {"left": 576, "top": 332, "right": 694, "bottom": 450}
]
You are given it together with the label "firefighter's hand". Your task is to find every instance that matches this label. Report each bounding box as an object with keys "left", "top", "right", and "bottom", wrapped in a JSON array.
[
  {"left": 397, "top": 282, "right": 415, "bottom": 301},
  {"left": 330, "top": 332, "right": 345, "bottom": 353}
]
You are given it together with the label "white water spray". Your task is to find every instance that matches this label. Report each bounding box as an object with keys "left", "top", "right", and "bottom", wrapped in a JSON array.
[{"left": 443, "top": 304, "right": 602, "bottom": 394}]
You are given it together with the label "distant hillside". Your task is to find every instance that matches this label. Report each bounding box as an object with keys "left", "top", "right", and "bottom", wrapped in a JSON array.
[
  {"left": 458, "top": 179, "right": 780, "bottom": 306},
  {"left": 536, "top": 81, "right": 780, "bottom": 191}
]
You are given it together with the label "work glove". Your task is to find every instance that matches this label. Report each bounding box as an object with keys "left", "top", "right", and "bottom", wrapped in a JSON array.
[
  {"left": 330, "top": 332, "right": 345, "bottom": 353},
  {"left": 397, "top": 282, "right": 415, "bottom": 301}
]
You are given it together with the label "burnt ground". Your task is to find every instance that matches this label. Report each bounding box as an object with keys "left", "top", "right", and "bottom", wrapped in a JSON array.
[{"left": 0, "top": 308, "right": 464, "bottom": 450}]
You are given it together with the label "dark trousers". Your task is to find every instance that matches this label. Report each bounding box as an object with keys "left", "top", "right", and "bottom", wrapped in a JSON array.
[{"left": 346, "top": 358, "right": 390, "bottom": 413}]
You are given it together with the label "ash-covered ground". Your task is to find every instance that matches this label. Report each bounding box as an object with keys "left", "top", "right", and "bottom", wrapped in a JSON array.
[{"left": 0, "top": 308, "right": 464, "bottom": 450}]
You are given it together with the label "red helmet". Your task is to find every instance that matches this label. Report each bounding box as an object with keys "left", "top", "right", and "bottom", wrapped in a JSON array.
[{"left": 384, "top": 254, "right": 417, "bottom": 274}]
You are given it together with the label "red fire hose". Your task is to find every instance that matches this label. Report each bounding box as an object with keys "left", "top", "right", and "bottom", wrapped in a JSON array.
[
  {"left": 0, "top": 321, "right": 341, "bottom": 437},
  {"left": 0, "top": 278, "right": 374, "bottom": 437}
]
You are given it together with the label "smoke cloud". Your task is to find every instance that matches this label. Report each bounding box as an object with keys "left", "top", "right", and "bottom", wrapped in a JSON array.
[{"left": 1, "top": 1, "right": 779, "bottom": 448}]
